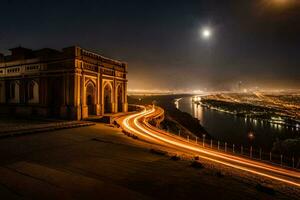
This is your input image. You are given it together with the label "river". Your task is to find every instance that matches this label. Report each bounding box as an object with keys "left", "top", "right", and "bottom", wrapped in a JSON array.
[{"left": 176, "top": 96, "right": 300, "bottom": 150}]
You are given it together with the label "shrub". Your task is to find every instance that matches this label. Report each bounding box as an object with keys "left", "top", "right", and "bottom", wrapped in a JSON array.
[{"left": 190, "top": 161, "right": 204, "bottom": 169}]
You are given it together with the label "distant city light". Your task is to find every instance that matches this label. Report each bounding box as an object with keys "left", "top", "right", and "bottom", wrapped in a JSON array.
[
  {"left": 248, "top": 132, "right": 255, "bottom": 140},
  {"left": 265, "top": 0, "right": 297, "bottom": 8},
  {"left": 273, "top": 0, "right": 289, "bottom": 4},
  {"left": 192, "top": 90, "right": 204, "bottom": 94}
]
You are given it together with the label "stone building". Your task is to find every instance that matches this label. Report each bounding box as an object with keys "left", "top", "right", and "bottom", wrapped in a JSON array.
[{"left": 0, "top": 46, "right": 128, "bottom": 120}]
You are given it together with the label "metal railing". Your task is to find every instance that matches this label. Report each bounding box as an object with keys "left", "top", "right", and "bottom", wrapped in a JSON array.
[{"left": 166, "top": 129, "right": 300, "bottom": 170}]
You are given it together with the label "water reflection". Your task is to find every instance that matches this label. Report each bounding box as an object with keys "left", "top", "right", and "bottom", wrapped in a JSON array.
[
  {"left": 176, "top": 97, "right": 300, "bottom": 150},
  {"left": 174, "top": 98, "right": 181, "bottom": 109},
  {"left": 192, "top": 103, "right": 203, "bottom": 121},
  {"left": 175, "top": 101, "right": 179, "bottom": 109}
]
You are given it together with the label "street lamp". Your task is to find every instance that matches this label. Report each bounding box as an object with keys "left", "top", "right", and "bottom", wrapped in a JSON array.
[{"left": 202, "top": 134, "right": 206, "bottom": 147}]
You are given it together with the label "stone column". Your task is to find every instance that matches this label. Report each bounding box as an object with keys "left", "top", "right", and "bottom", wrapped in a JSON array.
[
  {"left": 112, "top": 79, "right": 117, "bottom": 113},
  {"left": 0, "top": 81, "right": 5, "bottom": 103},
  {"left": 76, "top": 73, "right": 82, "bottom": 119},
  {"left": 123, "top": 81, "right": 128, "bottom": 112},
  {"left": 60, "top": 74, "right": 68, "bottom": 118},
  {"left": 100, "top": 72, "right": 103, "bottom": 115},
  {"left": 69, "top": 73, "right": 82, "bottom": 120},
  {"left": 114, "top": 83, "right": 118, "bottom": 113},
  {"left": 95, "top": 71, "right": 101, "bottom": 116},
  {"left": 101, "top": 78, "right": 105, "bottom": 115},
  {"left": 40, "top": 77, "right": 48, "bottom": 106},
  {"left": 81, "top": 74, "right": 88, "bottom": 119}
]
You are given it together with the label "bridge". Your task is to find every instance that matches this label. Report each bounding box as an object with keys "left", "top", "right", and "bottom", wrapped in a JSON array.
[{"left": 117, "top": 105, "right": 300, "bottom": 188}]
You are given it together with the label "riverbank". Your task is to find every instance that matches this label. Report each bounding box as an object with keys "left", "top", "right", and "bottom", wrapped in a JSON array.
[
  {"left": 195, "top": 93, "right": 300, "bottom": 157},
  {"left": 199, "top": 93, "right": 300, "bottom": 128}
]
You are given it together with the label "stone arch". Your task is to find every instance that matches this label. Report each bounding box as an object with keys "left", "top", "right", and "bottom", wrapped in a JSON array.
[
  {"left": 85, "top": 78, "right": 97, "bottom": 88},
  {"left": 28, "top": 80, "right": 39, "bottom": 103},
  {"left": 103, "top": 81, "right": 113, "bottom": 113},
  {"left": 86, "top": 81, "right": 96, "bottom": 115},
  {"left": 9, "top": 80, "right": 20, "bottom": 103},
  {"left": 116, "top": 83, "right": 124, "bottom": 112}
]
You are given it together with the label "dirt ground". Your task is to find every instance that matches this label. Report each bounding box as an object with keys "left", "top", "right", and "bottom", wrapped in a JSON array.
[{"left": 0, "top": 124, "right": 298, "bottom": 200}]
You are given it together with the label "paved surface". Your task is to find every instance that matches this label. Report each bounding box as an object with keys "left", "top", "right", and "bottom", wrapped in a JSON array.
[
  {"left": 0, "top": 118, "right": 95, "bottom": 137},
  {"left": 0, "top": 124, "right": 299, "bottom": 199}
]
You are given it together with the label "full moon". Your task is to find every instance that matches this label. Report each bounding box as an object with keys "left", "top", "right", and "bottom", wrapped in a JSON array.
[{"left": 201, "top": 28, "right": 212, "bottom": 39}]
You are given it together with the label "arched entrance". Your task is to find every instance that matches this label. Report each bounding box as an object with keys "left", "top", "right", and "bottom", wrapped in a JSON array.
[
  {"left": 117, "top": 84, "right": 123, "bottom": 112},
  {"left": 104, "top": 83, "right": 112, "bottom": 113},
  {"left": 27, "top": 80, "right": 39, "bottom": 103},
  {"left": 86, "top": 82, "right": 96, "bottom": 115}
]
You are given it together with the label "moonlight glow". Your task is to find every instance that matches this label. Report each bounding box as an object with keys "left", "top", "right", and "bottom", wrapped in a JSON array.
[
  {"left": 201, "top": 28, "right": 212, "bottom": 39},
  {"left": 260, "top": 0, "right": 298, "bottom": 9}
]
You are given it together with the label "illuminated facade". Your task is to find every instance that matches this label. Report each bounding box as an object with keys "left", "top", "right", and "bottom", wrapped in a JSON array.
[{"left": 0, "top": 46, "right": 128, "bottom": 120}]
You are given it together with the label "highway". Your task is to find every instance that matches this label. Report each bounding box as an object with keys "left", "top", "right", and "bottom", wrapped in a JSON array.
[{"left": 118, "top": 105, "right": 300, "bottom": 188}]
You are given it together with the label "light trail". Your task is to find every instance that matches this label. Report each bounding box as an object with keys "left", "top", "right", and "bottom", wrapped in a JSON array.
[
  {"left": 141, "top": 119, "right": 300, "bottom": 179},
  {"left": 192, "top": 154, "right": 300, "bottom": 187},
  {"left": 119, "top": 106, "right": 300, "bottom": 188},
  {"left": 122, "top": 107, "right": 159, "bottom": 143}
]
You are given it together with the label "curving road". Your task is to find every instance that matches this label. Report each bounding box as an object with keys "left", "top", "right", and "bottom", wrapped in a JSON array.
[{"left": 117, "top": 105, "right": 300, "bottom": 188}]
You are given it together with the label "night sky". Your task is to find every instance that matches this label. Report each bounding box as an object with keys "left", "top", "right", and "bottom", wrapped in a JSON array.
[{"left": 1, "top": 0, "right": 300, "bottom": 91}]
